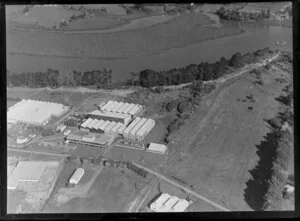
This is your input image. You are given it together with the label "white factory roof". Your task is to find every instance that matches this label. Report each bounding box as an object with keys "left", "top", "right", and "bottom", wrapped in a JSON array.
[
  {"left": 99, "top": 120, "right": 111, "bottom": 131},
  {"left": 111, "top": 122, "right": 123, "bottom": 132},
  {"left": 106, "top": 101, "right": 118, "bottom": 112},
  {"left": 87, "top": 119, "right": 99, "bottom": 129},
  {"left": 136, "top": 119, "right": 155, "bottom": 136},
  {"left": 150, "top": 193, "right": 190, "bottom": 212},
  {"left": 8, "top": 161, "right": 48, "bottom": 190},
  {"left": 123, "top": 103, "right": 136, "bottom": 114},
  {"left": 117, "top": 124, "right": 126, "bottom": 134},
  {"left": 147, "top": 143, "right": 167, "bottom": 154},
  {"left": 101, "top": 100, "right": 114, "bottom": 111},
  {"left": 117, "top": 103, "right": 129, "bottom": 113},
  {"left": 7, "top": 99, "right": 69, "bottom": 125},
  {"left": 105, "top": 121, "right": 117, "bottom": 132},
  {"left": 93, "top": 120, "right": 105, "bottom": 129},
  {"left": 81, "top": 118, "right": 93, "bottom": 128},
  {"left": 111, "top": 102, "right": 124, "bottom": 112},
  {"left": 89, "top": 110, "right": 131, "bottom": 120},
  {"left": 129, "top": 117, "right": 147, "bottom": 135},
  {"left": 123, "top": 117, "right": 141, "bottom": 134},
  {"left": 69, "top": 167, "right": 85, "bottom": 185}
]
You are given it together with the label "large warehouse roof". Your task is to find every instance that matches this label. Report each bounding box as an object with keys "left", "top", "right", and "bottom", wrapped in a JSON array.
[
  {"left": 7, "top": 99, "right": 69, "bottom": 125},
  {"left": 89, "top": 110, "right": 131, "bottom": 119}
]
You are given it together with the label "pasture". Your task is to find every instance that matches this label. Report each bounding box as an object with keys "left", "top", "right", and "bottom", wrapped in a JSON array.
[
  {"left": 160, "top": 64, "right": 292, "bottom": 211},
  {"left": 43, "top": 167, "right": 150, "bottom": 213}
]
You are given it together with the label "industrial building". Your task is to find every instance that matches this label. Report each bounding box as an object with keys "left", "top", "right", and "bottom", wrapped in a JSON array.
[
  {"left": 135, "top": 118, "right": 156, "bottom": 141},
  {"left": 150, "top": 193, "right": 190, "bottom": 212},
  {"left": 69, "top": 168, "right": 85, "bottom": 185},
  {"left": 100, "top": 100, "right": 143, "bottom": 116},
  {"left": 8, "top": 161, "right": 52, "bottom": 190},
  {"left": 123, "top": 117, "right": 141, "bottom": 139},
  {"left": 80, "top": 115, "right": 155, "bottom": 141},
  {"left": 7, "top": 99, "right": 69, "bottom": 126},
  {"left": 147, "top": 143, "right": 168, "bottom": 154},
  {"left": 66, "top": 133, "right": 115, "bottom": 147},
  {"left": 87, "top": 110, "right": 132, "bottom": 125}
]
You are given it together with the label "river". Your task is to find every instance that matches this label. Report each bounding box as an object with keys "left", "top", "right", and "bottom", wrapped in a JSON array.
[{"left": 7, "top": 17, "right": 292, "bottom": 83}]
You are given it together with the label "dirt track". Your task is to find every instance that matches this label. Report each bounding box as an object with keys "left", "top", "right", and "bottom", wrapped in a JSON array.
[{"left": 161, "top": 63, "right": 292, "bottom": 211}]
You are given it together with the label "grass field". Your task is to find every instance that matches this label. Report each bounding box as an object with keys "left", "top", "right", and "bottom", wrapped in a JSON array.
[
  {"left": 43, "top": 167, "right": 150, "bottom": 212},
  {"left": 6, "top": 13, "right": 242, "bottom": 60},
  {"left": 159, "top": 62, "right": 292, "bottom": 211}
]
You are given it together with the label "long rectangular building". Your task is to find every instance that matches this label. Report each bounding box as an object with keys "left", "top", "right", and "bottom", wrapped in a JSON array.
[
  {"left": 87, "top": 110, "right": 132, "bottom": 125},
  {"left": 117, "top": 124, "right": 126, "bottom": 135},
  {"left": 80, "top": 118, "right": 93, "bottom": 128},
  {"left": 104, "top": 121, "right": 116, "bottom": 134},
  {"left": 106, "top": 101, "right": 118, "bottom": 112},
  {"left": 66, "top": 133, "right": 115, "bottom": 147},
  {"left": 123, "top": 117, "right": 141, "bottom": 139},
  {"left": 101, "top": 100, "right": 114, "bottom": 111},
  {"left": 117, "top": 103, "right": 130, "bottom": 113},
  {"left": 99, "top": 120, "right": 111, "bottom": 131},
  {"left": 111, "top": 102, "right": 124, "bottom": 113},
  {"left": 128, "top": 117, "right": 147, "bottom": 140},
  {"left": 135, "top": 118, "right": 155, "bottom": 141},
  {"left": 122, "top": 103, "right": 136, "bottom": 114}
]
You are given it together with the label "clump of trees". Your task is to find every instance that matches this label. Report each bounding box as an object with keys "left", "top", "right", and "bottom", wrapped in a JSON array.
[
  {"left": 41, "top": 128, "right": 55, "bottom": 137},
  {"left": 137, "top": 48, "right": 272, "bottom": 87},
  {"left": 216, "top": 6, "right": 271, "bottom": 21},
  {"left": 7, "top": 68, "right": 112, "bottom": 88},
  {"left": 262, "top": 128, "right": 292, "bottom": 210}
]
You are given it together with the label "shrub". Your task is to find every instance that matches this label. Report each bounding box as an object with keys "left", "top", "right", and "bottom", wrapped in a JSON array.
[
  {"left": 166, "top": 99, "right": 179, "bottom": 112},
  {"left": 177, "top": 100, "right": 188, "bottom": 113},
  {"left": 42, "top": 128, "right": 55, "bottom": 137}
]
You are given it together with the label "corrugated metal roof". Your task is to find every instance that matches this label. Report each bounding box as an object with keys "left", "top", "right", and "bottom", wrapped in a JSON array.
[
  {"left": 101, "top": 100, "right": 113, "bottom": 111},
  {"left": 99, "top": 120, "right": 111, "bottom": 131},
  {"left": 123, "top": 103, "right": 136, "bottom": 114},
  {"left": 117, "top": 124, "right": 126, "bottom": 134},
  {"left": 106, "top": 101, "right": 118, "bottom": 112},
  {"left": 111, "top": 102, "right": 124, "bottom": 112},
  {"left": 123, "top": 117, "right": 141, "bottom": 134},
  {"left": 129, "top": 117, "right": 147, "bottom": 136},
  {"left": 117, "top": 103, "right": 129, "bottom": 113},
  {"left": 89, "top": 110, "right": 131, "bottom": 119},
  {"left": 136, "top": 119, "right": 155, "bottom": 136}
]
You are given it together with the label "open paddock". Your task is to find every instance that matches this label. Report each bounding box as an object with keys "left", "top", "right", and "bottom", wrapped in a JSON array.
[
  {"left": 43, "top": 166, "right": 150, "bottom": 213},
  {"left": 161, "top": 63, "right": 292, "bottom": 211}
]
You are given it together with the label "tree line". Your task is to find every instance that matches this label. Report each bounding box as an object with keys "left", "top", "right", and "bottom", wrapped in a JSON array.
[
  {"left": 136, "top": 47, "right": 273, "bottom": 87},
  {"left": 7, "top": 68, "right": 112, "bottom": 88},
  {"left": 216, "top": 7, "right": 271, "bottom": 21}
]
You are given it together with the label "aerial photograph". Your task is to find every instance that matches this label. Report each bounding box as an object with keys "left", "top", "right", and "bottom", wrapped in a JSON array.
[{"left": 6, "top": 3, "right": 293, "bottom": 214}]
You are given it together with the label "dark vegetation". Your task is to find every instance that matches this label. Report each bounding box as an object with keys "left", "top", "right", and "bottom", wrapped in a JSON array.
[
  {"left": 164, "top": 82, "right": 216, "bottom": 144},
  {"left": 7, "top": 68, "right": 112, "bottom": 88},
  {"left": 244, "top": 108, "right": 293, "bottom": 210},
  {"left": 217, "top": 6, "right": 271, "bottom": 21},
  {"left": 216, "top": 5, "right": 292, "bottom": 22},
  {"left": 136, "top": 48, "right": 273, "bottom": 87},
  {"left": 41, "top": 128, "right": 56, "bottom": 137}
]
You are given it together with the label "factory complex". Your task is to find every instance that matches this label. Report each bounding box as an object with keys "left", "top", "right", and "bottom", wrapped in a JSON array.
[
  {"left": 7, "top": 99, "right": 69, "bottom": 125},
  {"left": 78, "top": 100, "right": 156, "bottom": 142},
  {"left": 80, "top": 116, "right": 155, "bottom": 141},
  {"left": 150, "top": 193, "right": 190, "bottom": 212}
]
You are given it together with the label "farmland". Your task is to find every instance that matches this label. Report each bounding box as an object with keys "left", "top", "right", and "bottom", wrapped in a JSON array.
[{"left": 157, "top": 59, "right": 292, "bottom": 211}]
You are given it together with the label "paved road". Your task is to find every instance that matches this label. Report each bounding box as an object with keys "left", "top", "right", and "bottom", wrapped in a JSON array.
[
  {"left": 8, "top": 147, "right": 70, "bottom": 158},
  {"left": 133, "top": 162, "right": 230, "bottom": 212}
]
